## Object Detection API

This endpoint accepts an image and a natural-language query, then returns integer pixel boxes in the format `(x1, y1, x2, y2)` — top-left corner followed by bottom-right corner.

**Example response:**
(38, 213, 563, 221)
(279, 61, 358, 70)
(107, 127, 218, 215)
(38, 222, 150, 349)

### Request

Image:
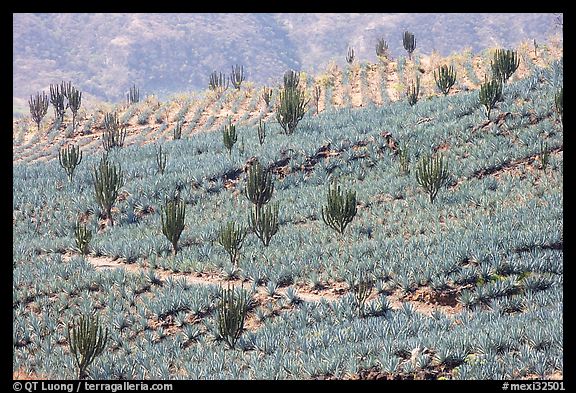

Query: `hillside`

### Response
(13, 39, 563, 380)
(13, 13, 562, 116)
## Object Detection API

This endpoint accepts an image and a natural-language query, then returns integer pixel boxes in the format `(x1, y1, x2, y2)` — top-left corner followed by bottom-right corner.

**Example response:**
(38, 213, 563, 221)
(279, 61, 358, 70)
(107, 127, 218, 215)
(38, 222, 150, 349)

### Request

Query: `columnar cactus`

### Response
(346, 46, 355, 64)
(257, 119, 266, 146)
(67, 315, 108, 379)
(28, 91, 49, 132)
(261, 86, 272, 106)
(67, 86, 82, 133)
(218, 221, 247, 266)
(321, 179, 357, 235)
(351, 272, 373, 317)
(49, 83, 66, 123)
(312, 84, 321, 115)
(127, 84, 139, 105)
(249, 203, 279, 247)
(434, 65, 457, 96)
(376, 38, 389, 59)
(398, 143, 410, 175)
(173, 121, 182, 140)
(479, 77, 503, 120)
(59, 144, 83, 182)
(102, 112, 127, 151)
(244, 160, 274, 210)
(217, 284, 248, 349)
(283, 70, 300, 90)
(276, 85, 308, 135)
(161, 197, 186, 255)
(491, 49, 520, 83)
(209, 71, 229, 96)
(222, 119, 237, 156)
(555, 87, 563, 125)
(74, 219, 92, 256)
(406, 75, 420, 106)
(92, 155, 124, 226)
(415, 154, 450, 203)
(156, 144, 167, 175)
(230, 64, 245, 90)
(403, 31, 416, 60)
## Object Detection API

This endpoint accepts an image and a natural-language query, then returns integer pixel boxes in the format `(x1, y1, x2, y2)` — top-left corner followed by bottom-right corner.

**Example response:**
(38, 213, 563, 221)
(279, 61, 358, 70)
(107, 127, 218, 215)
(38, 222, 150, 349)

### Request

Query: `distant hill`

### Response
(13, 13, 561, 115)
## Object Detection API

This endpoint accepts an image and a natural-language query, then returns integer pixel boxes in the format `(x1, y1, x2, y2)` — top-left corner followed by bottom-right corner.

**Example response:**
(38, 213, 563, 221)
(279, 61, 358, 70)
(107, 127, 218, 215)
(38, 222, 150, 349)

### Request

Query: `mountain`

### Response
(13, 13, 561, 115)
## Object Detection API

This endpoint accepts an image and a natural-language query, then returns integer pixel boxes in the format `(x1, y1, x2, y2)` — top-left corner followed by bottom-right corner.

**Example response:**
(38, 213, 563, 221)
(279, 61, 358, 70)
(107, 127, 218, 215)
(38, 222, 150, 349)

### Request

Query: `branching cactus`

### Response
(479, 77, 503, 120)
(257, 119, 266, 146)
(156, 145, 167, 175)
(406, 75, 420, 106)
(217, 284, 248, 349)
(415, 154, 450, 203)
(376, 38, 389, 59)
(230, 64, 245, 90)
(491, 49, 520, 83)
(321, 179, 357, 236)
(102, 112, 127, 151)
(283, 69, 300, 90)
(351, 272, 373, 317)
(173, 121, 182, 140)
(59, 144, 83, 182)
(555, 87, 563, 125)
(403, 31, 416, 60)
(261, 87, 272, 107)
(74, 219, 92, 256)
(92, 155, 124, 226)
(209, 71, 229, 96)
(223, 119, 237, 156)
(67, 86, 82, 134)
(244, 160, 274, 210)
(161, 197, 186, 255)
(67, 314, 108, 379)
(218, 221, 247, 266)
(249, 203, 279, 247)
(50, 83, 66, 122)
(276, 86, 308, 135)
(346, 46, 355, 64)
(434, 65, 457, 96)
(29, 91, 49, 132)
(127, 84, 139, 105)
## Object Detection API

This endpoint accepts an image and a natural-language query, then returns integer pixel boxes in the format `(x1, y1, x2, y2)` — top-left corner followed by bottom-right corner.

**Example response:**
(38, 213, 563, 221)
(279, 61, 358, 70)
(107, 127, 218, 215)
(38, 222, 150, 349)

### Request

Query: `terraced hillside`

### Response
(13, 44, 563, 380)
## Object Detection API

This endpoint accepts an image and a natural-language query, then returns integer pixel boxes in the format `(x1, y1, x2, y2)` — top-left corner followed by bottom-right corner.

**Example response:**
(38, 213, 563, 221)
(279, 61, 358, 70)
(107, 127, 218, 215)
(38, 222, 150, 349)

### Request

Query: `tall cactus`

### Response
(156, 144, 167, 175)
(434, 65, 457, 96)
(67, 86, 82, 134)
(321, 180, 357, 235)
(59, 144, 83, 182)
(222, 119, 237, 156)
(376, 38, 389, 59)
(346, 46, 355, 64)
(479, 77, 503, 120)
(276, 85, 308, 135)
(217, 284, 248, 349)
(173, 121, 182, 140)
(127, 84, 140, 105)
(74, 219, 92, 256)
(102, 112, 127, 151)
(403, 31, 416, 60)
(230, 64, 245, 90)
(244, 160, 274, 210)
(415, 154, 450, 203)
(555, 87, 563, 125)
(249, 203, 279, 247)
(92, 155, 124, 226)
(406, 75, 420, 106)
(261, 86, 272, 106)
(49, 83, 66, 123)
(218, 221, 247, 266)
(28, 91, 49, 132)
(257, 119, 266, 146)
(312, 84, 321, 115)
(491, 49, 520, 83)
(67, 315, 108, 379)
(209, 71, 229, 96)
(161, 197, 186, 255)
(283, 70, 300, 90)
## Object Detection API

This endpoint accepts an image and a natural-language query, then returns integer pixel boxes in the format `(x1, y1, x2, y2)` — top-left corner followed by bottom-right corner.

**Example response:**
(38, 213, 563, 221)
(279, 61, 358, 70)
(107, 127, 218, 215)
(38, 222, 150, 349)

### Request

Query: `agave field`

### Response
(13, 43, 563, 380)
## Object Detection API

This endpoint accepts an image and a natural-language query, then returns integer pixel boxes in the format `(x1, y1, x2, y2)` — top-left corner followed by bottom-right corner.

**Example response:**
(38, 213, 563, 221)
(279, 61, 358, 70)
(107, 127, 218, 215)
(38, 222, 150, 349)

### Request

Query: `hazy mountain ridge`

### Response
(13, 13, 560, 114)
